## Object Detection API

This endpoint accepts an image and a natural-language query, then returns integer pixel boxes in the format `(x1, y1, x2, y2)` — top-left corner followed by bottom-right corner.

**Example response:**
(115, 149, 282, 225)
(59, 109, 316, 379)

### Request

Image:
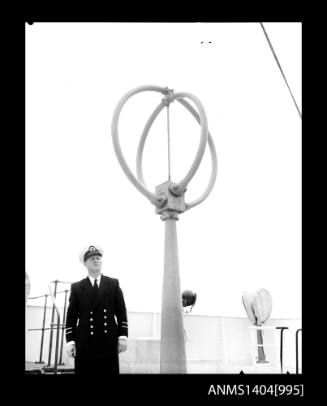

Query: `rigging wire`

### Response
(166, 104, 172, 180)
(260, 23, 302, 120)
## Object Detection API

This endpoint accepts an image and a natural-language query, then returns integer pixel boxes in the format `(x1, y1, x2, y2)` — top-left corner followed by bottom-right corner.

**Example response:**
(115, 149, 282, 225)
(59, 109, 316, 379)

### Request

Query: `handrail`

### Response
(276, 326, 289, 373)
(28, 293, 49, 300)
(28, 325, 65, 331)
(26, 281, 71, 372)
(50, 280, 72, 284)
(29, 289, 71, 300)
(249, 325, 289, 372)
(26, 293, 49, 363)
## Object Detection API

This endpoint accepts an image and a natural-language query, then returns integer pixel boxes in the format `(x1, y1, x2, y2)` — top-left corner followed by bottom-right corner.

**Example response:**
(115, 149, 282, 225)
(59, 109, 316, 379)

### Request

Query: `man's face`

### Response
(85, 255, 102, 273)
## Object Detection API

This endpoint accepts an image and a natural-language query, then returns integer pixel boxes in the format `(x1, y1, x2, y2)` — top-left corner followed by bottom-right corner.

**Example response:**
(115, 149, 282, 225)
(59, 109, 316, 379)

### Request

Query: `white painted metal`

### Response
(111, 85, 217, 374)
(136, 97, 217, 210)
(111, 85, 167, 205)
(160, 218, 187, 373)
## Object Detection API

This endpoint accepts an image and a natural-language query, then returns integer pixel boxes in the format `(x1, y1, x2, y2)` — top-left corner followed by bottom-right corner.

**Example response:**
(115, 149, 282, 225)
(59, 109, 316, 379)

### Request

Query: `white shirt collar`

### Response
(88, 274, 102, 286)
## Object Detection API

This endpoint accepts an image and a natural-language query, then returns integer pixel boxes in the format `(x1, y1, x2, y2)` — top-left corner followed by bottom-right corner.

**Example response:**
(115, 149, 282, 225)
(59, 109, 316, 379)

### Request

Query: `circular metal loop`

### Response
(112, 85, 216, 210)
(136, 97, 217, 211)
(111, 85, 170, 205)
(164, 92, 209, 194)
(177, 98, 218, 211)
(136, 92, 209, 195)
(136, 102, 166, 189)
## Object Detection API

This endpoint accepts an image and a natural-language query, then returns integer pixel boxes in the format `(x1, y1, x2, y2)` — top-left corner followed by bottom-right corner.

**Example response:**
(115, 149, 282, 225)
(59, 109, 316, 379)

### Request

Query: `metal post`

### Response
(47, 280, 58, 367)
(53, 319, 60, 374)
(36, 294, 48, 364)
(296, 328, 302, 374)
(59, 289, 69, 365)
(276, 327, 288, 373)
(48, 285, 61, 375)
(256, 328, 267, 362)
(160, 215, 186, 373)
(112, 86, 217, 375)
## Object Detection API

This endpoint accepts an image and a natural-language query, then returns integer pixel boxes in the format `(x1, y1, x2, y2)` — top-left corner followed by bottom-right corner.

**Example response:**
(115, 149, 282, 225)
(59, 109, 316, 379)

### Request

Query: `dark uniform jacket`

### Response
(65, 275, 128, 364)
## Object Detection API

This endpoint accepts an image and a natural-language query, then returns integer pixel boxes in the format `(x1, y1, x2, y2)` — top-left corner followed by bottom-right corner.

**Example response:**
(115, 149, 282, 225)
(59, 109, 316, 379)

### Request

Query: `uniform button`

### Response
(104, 330, 107, 333)
(90, 325, 94, 329)
(103, 309, 107, 313)
(90, 318, 93, 321)
(90, 311, 93, 314)
(90, 332, 94, 335)
(104, 316, 107, 319)
(104, 322, 107, 326)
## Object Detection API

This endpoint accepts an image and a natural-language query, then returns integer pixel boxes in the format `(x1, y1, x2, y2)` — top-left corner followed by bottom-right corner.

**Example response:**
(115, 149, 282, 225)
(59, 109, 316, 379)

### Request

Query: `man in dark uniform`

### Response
(65, 245, 128, 375)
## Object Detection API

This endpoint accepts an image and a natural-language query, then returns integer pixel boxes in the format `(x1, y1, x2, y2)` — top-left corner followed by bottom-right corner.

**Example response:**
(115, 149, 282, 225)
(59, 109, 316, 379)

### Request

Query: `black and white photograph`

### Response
(25, 20, 302, 396)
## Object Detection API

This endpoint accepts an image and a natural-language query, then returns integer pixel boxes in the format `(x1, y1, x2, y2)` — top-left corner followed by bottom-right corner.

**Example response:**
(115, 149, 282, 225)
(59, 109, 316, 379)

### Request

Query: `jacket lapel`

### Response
(80, 277, 95, 303)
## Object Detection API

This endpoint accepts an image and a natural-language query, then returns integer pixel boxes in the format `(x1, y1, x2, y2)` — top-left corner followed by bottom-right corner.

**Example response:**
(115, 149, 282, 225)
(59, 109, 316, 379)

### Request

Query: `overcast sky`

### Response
(26, 22, 301, 318)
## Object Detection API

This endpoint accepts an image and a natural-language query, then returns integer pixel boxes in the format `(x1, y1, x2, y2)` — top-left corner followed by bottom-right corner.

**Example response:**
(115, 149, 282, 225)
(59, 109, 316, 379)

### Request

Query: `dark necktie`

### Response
(94, 278, 99, 295)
